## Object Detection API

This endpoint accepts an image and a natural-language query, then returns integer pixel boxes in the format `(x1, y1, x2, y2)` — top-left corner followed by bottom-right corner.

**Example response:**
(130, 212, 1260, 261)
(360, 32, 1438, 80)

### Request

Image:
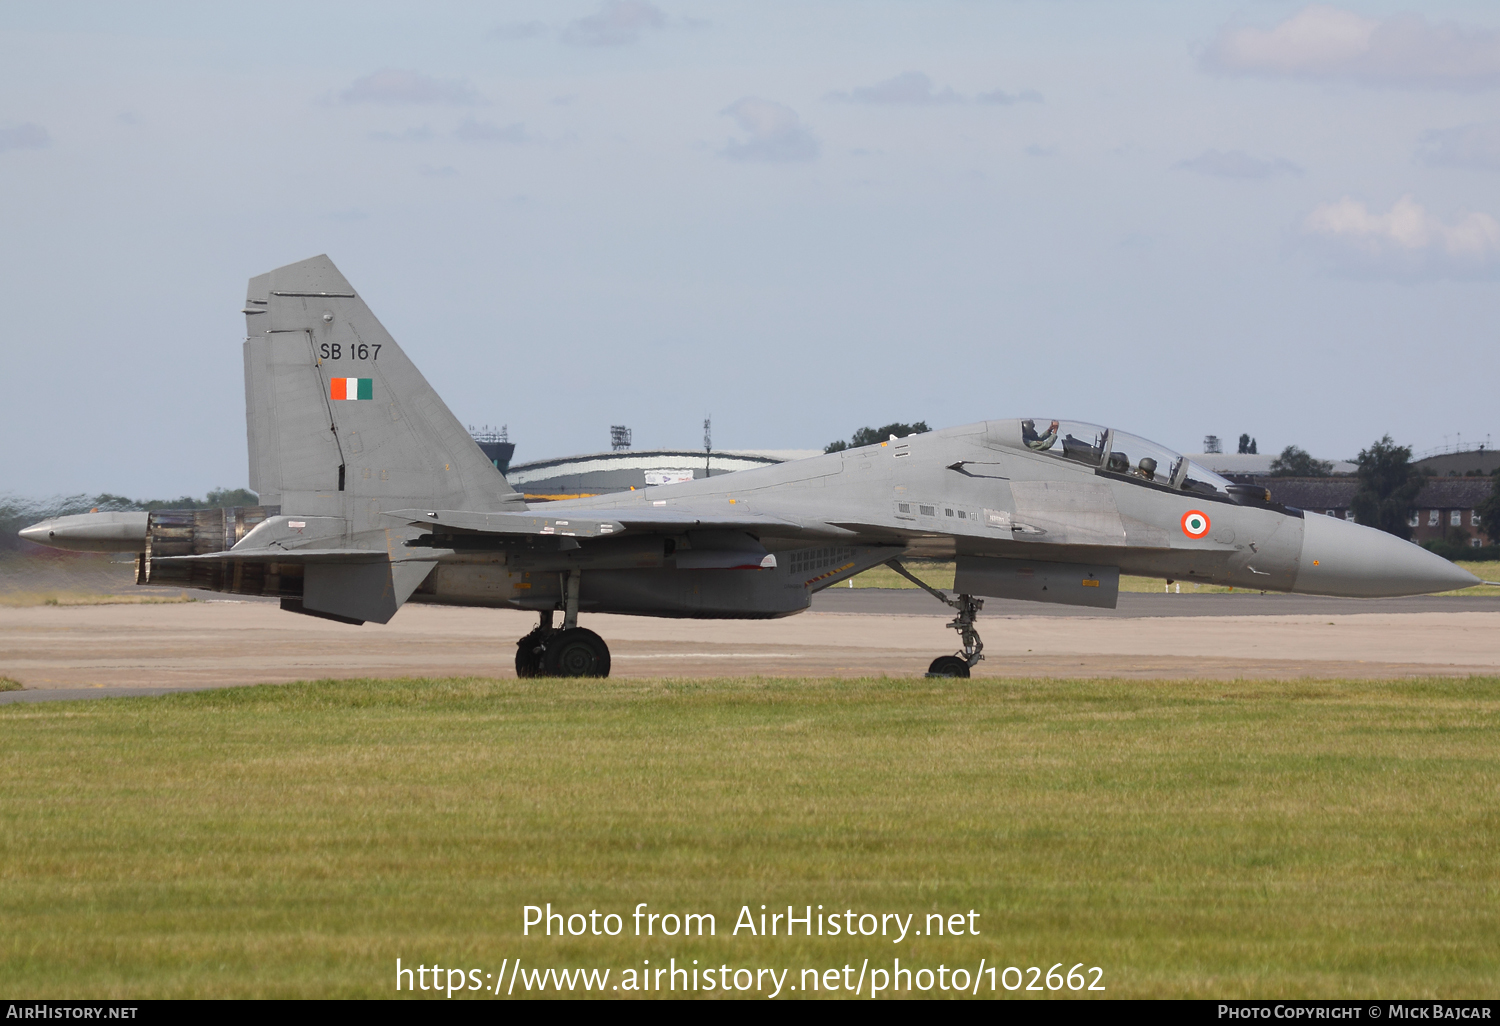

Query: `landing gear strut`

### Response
(514, 571, 612, 678)
(884, 559, 984, 679)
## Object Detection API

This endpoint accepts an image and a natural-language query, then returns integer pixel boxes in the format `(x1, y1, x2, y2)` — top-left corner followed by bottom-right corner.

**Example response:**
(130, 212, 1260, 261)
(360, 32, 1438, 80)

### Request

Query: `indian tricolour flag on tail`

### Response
(330, 378, 373, 401)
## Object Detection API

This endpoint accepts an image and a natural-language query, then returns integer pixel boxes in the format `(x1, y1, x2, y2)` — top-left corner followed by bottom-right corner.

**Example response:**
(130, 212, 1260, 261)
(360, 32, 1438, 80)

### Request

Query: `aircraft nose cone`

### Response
(18, 522, 54, 545)
(1294, 512, 1481, 597)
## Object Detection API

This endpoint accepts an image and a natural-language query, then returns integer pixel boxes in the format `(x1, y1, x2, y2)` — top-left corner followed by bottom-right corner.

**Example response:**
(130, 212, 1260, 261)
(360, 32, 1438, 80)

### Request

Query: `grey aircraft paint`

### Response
(20, 255, 1482, 677)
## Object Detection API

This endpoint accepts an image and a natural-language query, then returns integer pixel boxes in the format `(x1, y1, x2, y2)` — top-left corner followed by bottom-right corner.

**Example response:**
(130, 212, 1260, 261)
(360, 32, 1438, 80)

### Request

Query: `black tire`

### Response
(515, 631, 547, 678)
(927, 655, 971, 678)
(542, 627, 612, 678)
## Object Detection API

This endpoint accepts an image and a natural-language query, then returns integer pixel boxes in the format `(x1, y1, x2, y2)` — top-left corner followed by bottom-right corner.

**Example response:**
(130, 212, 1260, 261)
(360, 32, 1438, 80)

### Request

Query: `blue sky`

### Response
(2, 1, 1497, 497)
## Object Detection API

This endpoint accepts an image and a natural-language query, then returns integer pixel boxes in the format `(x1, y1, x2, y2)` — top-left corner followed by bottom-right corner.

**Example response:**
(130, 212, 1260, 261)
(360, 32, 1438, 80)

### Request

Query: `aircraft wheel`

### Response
(515, 630, 547, 678)
(543, 627, 612, 678)
(926, 655, 971, 678)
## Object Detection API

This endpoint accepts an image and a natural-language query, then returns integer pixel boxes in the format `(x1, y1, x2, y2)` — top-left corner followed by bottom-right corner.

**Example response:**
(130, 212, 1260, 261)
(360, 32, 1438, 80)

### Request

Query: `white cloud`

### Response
(0, 123, 49, 152)
(831, 72, 1040, 106)
(1176, 149, 1302, 179)
(1303, 195, 1500, 277)
(720, 99, 818, 163)
(1203, 5, 1500, 89)
(1206, 6, 1374, 75)
(341, 70, 480, 105)
(975, 88, 1043, 106)
(1419, 121, 1500, 172)
(833, 71, 960, 105)
(455, 120, 529, 144)
(562, 1, 665, 47)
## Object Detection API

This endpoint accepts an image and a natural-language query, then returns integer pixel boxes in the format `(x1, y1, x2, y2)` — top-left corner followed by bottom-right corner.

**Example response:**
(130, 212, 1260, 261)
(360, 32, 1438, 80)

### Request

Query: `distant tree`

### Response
(829, 422, 929, 453)
(206, 487, 260, 507)
(1475, 470, 1500, 545)
(1349, 435, 1423, 540)
(1238, 433, 1251, 454)
(1268, 445, 1332, 477)
(852, 422, 929, 447)
(1249, 438, 1257, 454)
(90, 493, 148, 511)
(125, 488, 260, 512)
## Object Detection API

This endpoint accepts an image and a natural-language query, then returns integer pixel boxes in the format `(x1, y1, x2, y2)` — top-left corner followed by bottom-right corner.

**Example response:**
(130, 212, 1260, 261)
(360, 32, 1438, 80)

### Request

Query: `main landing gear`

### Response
(884, 559, 984, 679)
(515, 571, 612, 678)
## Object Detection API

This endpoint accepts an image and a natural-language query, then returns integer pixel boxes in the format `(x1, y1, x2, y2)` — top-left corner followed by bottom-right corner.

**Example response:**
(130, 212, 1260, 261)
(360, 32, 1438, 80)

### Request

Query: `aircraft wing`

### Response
(379, 507, 833, 537)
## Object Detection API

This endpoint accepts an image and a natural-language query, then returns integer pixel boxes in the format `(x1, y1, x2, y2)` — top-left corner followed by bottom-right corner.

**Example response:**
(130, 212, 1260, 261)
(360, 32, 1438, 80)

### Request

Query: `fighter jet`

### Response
(21, 255, 1484, 678)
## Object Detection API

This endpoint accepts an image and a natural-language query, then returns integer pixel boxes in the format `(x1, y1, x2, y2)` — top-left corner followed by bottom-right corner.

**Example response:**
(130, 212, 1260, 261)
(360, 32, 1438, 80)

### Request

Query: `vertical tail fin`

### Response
(243, 255, 524, 527)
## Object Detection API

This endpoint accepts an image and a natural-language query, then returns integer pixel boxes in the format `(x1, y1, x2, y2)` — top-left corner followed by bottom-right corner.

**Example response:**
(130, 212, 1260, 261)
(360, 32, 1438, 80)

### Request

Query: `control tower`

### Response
(469, 425, 515, 475)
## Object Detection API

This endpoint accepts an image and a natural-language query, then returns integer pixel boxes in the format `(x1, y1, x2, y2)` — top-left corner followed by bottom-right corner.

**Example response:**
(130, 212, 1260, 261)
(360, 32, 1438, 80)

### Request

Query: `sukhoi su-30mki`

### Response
(22, 255, 1482, 678)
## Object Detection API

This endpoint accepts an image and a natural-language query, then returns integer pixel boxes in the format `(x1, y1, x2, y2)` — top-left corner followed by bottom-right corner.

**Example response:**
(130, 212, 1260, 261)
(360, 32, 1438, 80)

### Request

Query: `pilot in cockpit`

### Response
(1022, 419, 1059, 451)
(1136, 457, 1157, 482)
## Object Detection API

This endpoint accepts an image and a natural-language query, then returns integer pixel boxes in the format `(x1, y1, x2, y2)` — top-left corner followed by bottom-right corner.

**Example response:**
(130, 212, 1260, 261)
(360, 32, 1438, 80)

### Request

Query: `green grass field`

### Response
(3, 676, 1497, 999)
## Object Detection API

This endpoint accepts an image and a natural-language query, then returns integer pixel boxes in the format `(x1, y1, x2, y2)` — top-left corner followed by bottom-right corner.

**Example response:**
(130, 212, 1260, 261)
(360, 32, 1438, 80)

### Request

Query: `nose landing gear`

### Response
(514, 571, 612, 678)
(884, 559, 984, 679)
(927, 655, 972, 678)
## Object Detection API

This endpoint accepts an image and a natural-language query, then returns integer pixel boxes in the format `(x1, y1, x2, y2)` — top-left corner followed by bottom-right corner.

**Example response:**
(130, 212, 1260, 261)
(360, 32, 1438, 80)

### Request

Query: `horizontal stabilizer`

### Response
(150, 549, 436, 622)
(303, 558, 436, 624)
(280, 599, 366, 626)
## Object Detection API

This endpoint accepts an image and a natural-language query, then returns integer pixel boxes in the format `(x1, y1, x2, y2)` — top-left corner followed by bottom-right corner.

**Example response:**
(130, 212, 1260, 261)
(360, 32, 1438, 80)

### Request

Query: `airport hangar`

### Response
(499, 448, 822, 502)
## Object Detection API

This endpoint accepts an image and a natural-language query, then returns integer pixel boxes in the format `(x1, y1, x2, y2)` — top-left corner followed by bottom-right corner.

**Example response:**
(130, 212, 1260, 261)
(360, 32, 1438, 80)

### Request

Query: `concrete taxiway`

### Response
(2, 591, 1498, 703)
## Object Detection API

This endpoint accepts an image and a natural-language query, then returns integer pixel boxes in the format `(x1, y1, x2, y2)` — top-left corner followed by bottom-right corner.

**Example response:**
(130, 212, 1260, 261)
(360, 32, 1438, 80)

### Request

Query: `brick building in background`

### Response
(1267, 478, 1492, 547)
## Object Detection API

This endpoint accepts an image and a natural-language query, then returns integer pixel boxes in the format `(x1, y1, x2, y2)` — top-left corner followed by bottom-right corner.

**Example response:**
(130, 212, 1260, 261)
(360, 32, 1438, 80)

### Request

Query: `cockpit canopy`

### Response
(1013, 419, 1235, 497)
